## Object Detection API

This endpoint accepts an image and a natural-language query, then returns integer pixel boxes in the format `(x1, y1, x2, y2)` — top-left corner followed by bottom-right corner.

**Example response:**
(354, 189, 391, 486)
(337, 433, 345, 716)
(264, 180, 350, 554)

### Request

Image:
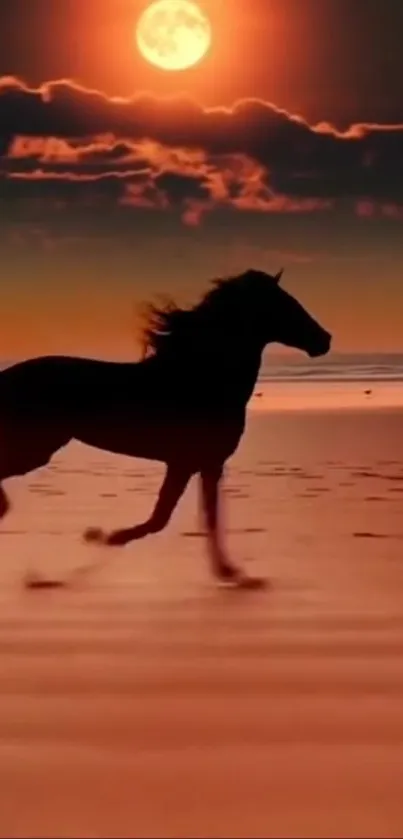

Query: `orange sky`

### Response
(0, 0, 402, 357)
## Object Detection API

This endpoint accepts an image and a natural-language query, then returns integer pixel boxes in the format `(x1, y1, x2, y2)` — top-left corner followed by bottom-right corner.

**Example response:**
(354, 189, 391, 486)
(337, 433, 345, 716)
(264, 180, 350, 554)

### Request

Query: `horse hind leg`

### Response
(0, 483, 10, 519)
(84, 464, 192, 547)
(0, 429, 70, 521)
(0, 451, 15, 520)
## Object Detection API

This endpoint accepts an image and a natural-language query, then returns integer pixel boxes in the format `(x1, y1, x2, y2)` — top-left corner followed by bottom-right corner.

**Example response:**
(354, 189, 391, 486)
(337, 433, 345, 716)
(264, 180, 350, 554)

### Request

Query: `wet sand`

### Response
(1, 404, 403, 838)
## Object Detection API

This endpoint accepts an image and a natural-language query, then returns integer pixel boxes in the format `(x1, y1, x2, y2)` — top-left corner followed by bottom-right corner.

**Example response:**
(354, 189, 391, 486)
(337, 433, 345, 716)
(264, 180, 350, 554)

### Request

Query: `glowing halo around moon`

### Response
(136, 0, 212, 72)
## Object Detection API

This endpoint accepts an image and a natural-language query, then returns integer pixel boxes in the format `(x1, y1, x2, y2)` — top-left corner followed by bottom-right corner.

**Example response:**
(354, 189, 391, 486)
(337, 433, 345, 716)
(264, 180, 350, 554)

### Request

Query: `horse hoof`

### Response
(83, 527, 106, 545)
(236, 575, 267, 590)
(105, 530, 129, 547)
(218, 573, 267, 591)
(84, 527, 129, 547)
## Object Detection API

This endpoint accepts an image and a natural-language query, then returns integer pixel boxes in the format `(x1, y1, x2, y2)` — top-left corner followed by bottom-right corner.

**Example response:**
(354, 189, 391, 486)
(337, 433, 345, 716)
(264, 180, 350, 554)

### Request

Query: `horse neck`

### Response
(199, 338, 264, 406)
(228, 347, 263, 404)
(155, 328, 265, 406)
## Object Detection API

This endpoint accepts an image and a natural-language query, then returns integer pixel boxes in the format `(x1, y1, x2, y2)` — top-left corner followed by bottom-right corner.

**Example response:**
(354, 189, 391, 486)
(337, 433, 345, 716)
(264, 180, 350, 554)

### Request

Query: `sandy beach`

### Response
(1, 0, 402, 830)
(1, 394, 403, 838)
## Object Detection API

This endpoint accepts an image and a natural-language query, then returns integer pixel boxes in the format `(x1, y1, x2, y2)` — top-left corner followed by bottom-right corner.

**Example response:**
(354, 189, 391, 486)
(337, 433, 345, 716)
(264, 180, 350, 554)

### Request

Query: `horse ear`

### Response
(274, 269, 284, 284)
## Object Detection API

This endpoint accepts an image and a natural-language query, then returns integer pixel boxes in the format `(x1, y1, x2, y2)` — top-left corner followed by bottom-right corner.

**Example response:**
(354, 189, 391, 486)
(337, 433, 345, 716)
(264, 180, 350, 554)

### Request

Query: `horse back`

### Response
(0, 354, 247, 465)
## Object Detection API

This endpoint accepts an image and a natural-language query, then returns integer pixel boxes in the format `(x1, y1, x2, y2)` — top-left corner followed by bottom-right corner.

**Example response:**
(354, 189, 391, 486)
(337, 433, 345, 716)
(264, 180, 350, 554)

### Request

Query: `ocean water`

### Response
(261, 353, 403, 383)
(253, 353, 403, 412)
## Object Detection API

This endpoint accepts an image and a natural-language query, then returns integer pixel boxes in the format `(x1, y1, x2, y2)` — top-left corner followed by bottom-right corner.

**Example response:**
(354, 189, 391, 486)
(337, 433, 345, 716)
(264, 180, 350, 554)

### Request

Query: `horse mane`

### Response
(140, 270, 269, 358)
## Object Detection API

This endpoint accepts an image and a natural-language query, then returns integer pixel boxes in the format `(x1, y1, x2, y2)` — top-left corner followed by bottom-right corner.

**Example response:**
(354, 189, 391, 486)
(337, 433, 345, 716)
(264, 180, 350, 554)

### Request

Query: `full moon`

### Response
(136, 0, 212, 72)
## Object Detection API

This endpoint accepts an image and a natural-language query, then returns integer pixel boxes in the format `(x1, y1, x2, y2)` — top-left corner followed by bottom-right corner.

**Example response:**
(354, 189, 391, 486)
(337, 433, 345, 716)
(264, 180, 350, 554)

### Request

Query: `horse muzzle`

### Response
(308, 330, 332, 358)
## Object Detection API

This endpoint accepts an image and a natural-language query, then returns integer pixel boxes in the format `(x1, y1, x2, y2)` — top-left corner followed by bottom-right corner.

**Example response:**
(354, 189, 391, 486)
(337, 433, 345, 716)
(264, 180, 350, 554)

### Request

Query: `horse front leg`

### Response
(84, 464, 192, 547)
(200, 465, 266, 589)
(200, 464, 241, 582)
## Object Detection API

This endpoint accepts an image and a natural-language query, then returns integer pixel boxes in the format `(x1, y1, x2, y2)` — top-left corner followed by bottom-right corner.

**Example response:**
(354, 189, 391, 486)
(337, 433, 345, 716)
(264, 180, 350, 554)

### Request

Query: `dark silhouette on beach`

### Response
(0, 269, 331, 587)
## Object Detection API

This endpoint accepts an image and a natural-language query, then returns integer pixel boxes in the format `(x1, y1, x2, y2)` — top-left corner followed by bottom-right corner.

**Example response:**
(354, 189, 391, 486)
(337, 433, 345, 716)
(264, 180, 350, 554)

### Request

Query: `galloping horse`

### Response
(0, 269, 331, 586)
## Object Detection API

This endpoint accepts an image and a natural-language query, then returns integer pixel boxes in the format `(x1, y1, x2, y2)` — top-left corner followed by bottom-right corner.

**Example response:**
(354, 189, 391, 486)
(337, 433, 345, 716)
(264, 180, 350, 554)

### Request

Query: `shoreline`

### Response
(250, 380, 403, 413)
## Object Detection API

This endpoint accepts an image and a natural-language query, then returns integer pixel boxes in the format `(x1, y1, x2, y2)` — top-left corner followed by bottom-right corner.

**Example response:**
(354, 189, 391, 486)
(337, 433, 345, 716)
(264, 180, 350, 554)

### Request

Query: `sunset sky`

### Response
(0, 0, 402, 357)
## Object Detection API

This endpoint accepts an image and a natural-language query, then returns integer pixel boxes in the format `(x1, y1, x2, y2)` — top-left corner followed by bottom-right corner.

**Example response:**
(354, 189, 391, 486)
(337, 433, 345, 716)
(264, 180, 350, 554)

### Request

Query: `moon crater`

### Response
(136, 0, 211, 72)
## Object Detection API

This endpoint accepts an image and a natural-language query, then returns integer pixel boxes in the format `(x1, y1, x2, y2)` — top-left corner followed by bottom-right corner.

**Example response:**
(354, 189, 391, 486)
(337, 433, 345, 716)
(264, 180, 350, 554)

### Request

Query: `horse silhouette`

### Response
(0, 269, 331, 587)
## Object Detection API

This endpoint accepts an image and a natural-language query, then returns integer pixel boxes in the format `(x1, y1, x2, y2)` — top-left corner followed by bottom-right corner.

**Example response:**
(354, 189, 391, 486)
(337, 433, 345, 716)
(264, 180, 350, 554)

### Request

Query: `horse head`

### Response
(140, 268, 331, 362)
(238, 268, 331, 358)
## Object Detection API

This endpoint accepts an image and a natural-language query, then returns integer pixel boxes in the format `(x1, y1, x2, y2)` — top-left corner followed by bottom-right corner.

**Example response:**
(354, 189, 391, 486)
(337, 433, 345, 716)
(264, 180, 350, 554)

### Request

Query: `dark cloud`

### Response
(1, 76, 402, 225)
(154, 171, 211, 206)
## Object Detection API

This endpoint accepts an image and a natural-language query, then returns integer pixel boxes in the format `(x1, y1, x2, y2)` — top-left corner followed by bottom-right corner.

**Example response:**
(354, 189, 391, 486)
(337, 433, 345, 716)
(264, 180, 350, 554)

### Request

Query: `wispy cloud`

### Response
(1, 76, 402, 226)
